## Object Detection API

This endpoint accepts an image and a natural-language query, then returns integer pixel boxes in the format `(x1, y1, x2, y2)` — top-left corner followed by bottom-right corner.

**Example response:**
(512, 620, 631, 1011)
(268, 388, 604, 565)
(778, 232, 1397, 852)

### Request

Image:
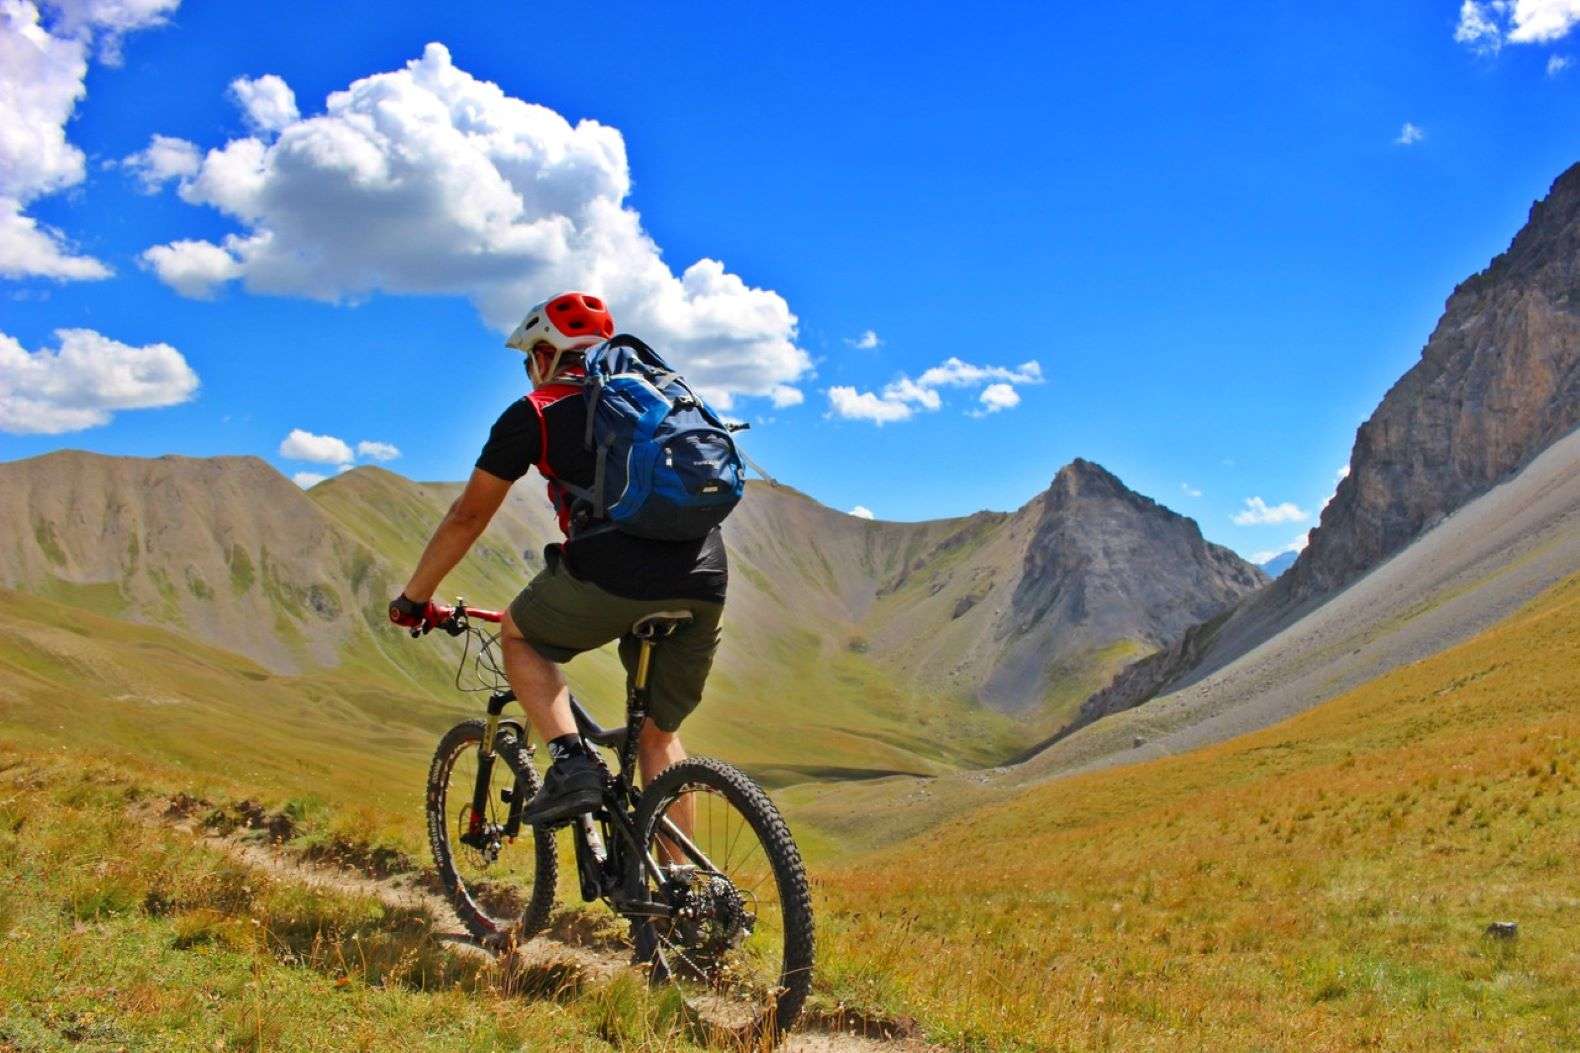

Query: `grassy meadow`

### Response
(2, 563, 1576, 1048)
(812, 573, 1580, 1050)
(0, 752, 700, 1052)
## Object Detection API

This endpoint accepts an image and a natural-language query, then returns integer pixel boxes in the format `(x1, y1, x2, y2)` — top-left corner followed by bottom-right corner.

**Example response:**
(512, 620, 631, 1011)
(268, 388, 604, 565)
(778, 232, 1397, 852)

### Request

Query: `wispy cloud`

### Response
(355, 440, 401, 462)
(1456, 0, 1505, 52)
(845, 329, 882, 350)
(1180, 482, 1203, 498)
(1549, 53, 1572, 75)
(1456, 0, 1580, 53)
(827, 357, 1049, 423)
(1232, 496, 1310, 526)
(1395, 122, 1425, 146)
(827, 356, 1044, 425)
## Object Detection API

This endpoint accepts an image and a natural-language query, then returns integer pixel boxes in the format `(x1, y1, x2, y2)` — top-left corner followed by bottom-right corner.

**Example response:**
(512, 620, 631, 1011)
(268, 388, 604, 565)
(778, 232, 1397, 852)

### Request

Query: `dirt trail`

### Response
(148, 800, 936, 1053)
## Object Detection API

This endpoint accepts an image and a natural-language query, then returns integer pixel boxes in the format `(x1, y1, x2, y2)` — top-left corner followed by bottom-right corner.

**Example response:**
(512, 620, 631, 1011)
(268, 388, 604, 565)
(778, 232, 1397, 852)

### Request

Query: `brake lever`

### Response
(440, 599, 468, 637)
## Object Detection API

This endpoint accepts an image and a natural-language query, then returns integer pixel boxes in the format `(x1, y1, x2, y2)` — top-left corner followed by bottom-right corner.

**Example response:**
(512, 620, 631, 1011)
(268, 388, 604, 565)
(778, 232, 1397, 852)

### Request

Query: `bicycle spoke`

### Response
(644, 782, 789, 1030)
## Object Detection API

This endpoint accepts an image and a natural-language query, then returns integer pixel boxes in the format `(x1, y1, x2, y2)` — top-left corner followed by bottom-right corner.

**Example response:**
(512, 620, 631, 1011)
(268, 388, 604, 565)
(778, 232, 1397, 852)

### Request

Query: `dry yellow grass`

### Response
(814, 574, 1580, 1050)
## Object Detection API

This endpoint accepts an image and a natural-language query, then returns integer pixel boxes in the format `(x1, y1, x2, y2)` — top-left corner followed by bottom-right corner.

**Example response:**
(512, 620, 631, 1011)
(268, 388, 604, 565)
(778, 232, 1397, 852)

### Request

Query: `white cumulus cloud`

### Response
(279, 428, 353, 464)
(229, 73, 298, 134)
(1395, 122, 1425, 145)
(976, 382, 1020, 413)
(1456, 0, 1580, 51)
(0, 326, 198, 433)
(355, 439, 400, 461)
(827, 355, 1044, 425)
(122, 133, 201, 192)
(848, 505, 875, 520)
(845, 329, 881, 350)
(291, 471, 327, 489)
(0, 0, 177, 279)
(1509, 0, 1580, 42)
(135, 43, 810, 409)
(140, 238, 242, 298)
(1231, 496, 1310, 526)
(827, 385, 915, 424)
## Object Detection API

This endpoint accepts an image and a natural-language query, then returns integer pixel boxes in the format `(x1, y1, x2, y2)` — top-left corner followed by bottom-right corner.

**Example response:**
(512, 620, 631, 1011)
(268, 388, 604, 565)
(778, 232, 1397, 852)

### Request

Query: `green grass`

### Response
(0, 755, 701, 1052)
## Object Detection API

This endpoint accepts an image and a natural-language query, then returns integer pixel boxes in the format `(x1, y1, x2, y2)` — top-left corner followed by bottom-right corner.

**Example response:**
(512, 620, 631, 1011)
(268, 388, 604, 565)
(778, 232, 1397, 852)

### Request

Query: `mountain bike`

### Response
(408, 599, 814, 1043)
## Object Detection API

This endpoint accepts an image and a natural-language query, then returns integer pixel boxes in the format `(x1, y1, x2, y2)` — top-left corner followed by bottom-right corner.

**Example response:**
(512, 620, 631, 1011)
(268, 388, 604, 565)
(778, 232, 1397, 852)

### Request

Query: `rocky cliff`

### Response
(1288, 162, 1580, 601)
(1082, 161, 1580, 725)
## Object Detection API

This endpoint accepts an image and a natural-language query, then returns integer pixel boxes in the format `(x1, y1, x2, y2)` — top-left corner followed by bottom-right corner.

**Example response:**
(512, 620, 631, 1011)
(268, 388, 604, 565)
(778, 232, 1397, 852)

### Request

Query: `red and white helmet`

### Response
(507, 292, 614, 386)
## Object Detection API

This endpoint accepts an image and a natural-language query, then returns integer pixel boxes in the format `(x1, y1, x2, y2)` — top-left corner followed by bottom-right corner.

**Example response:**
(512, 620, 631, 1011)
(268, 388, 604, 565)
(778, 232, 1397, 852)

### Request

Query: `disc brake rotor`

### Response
(457, 805, 502, 867)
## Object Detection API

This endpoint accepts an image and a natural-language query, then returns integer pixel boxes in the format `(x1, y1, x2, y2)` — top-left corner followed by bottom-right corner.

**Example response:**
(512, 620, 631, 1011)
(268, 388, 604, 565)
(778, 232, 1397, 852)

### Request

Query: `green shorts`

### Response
(507, 553, 724, 733)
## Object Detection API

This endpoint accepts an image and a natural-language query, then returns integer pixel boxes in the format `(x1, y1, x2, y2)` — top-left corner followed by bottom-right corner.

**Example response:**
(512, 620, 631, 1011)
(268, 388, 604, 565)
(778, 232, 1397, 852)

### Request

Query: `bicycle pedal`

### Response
(499, 787, 514, 803)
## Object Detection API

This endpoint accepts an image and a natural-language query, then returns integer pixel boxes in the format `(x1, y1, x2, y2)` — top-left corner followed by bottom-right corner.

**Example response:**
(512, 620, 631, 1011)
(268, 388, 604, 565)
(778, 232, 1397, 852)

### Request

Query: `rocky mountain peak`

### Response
(1047, 458, 1129, 502)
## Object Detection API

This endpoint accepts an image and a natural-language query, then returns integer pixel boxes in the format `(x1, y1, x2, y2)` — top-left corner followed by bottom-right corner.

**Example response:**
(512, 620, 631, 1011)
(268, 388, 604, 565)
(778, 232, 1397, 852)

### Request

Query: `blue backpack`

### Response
(559, 334, 746, 541)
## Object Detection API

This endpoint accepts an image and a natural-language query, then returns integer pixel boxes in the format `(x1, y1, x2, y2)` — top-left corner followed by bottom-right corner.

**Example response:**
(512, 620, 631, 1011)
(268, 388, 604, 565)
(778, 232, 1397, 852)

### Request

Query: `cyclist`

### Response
(389, 292, 727, 827)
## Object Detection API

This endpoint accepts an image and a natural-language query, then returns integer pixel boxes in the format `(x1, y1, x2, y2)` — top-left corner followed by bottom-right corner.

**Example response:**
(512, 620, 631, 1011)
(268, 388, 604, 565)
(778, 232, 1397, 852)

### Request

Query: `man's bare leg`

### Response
(501, 610, 576, 742)
(640, 720, 692, 862)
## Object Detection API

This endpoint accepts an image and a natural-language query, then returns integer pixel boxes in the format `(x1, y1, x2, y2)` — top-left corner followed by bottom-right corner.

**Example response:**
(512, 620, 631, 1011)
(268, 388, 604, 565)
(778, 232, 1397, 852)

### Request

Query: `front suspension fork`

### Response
(468, 691, 519, 838)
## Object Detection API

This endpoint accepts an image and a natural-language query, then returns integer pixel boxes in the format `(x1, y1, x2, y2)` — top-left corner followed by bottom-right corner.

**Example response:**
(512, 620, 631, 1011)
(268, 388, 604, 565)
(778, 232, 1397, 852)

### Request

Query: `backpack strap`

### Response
(524, 383, 584, 535)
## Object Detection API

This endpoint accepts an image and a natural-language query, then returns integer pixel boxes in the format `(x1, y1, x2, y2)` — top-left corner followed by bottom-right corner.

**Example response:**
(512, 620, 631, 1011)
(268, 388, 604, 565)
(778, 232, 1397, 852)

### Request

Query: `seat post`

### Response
(632, 638, 656, 692)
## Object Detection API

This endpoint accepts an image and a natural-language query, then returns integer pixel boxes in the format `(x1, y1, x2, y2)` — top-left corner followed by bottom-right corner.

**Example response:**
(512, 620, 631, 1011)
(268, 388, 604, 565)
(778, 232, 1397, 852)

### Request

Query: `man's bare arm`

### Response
(401, 468, 513, 602)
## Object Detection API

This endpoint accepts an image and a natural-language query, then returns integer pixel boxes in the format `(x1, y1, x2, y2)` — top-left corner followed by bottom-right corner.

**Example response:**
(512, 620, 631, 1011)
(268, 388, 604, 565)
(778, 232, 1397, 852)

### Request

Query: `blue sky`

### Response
(2, 1, 1578, 564)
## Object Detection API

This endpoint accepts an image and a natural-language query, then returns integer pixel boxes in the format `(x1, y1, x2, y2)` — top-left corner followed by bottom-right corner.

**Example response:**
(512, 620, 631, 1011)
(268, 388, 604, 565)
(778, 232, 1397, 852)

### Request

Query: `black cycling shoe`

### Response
(519, 752, 603, 827)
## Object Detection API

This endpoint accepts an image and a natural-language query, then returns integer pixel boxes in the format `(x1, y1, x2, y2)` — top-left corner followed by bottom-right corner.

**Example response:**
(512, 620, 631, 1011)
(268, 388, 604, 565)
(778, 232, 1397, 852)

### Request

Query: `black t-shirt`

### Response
(475, 392, 728, 603)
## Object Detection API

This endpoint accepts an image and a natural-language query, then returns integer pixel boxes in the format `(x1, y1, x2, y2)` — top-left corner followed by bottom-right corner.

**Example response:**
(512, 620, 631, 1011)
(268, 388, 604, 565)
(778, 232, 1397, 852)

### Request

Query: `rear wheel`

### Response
(632, 756, 814, 1045)
(426, 719, 557, 943)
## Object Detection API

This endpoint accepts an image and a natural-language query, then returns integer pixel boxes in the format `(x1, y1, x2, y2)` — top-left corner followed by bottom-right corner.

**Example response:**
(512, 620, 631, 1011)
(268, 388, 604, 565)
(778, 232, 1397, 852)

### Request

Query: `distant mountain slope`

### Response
(0, 452, 379, 673)
(0, 448, 1259, 778)
(1030, 425, 1580, 780)
(1257, 551, 1297, 578)
(859, 459, 1264, 725)
(1085, 161, 1580, 723)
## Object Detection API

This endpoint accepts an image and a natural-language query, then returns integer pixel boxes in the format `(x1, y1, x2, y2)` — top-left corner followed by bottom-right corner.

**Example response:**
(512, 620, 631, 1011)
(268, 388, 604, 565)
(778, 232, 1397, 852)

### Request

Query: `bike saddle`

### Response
(630, 610, 694, 639)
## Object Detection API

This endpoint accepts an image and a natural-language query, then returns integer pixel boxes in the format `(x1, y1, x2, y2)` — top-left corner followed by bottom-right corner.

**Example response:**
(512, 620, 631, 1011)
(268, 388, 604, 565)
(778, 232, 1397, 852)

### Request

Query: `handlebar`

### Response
(430, 602, 503, 626)
(404, 600, 503, 639)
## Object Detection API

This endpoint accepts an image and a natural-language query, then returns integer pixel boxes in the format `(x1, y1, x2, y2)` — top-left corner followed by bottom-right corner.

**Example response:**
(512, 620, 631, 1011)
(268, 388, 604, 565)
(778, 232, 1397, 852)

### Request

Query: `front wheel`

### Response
(426, 719, 558, 943)
(632, 756, 814, 1044)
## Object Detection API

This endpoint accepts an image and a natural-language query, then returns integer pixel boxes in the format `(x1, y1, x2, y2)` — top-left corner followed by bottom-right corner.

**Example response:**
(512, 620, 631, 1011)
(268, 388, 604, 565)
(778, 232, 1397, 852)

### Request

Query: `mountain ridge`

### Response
(0, 444, 1265, 768)
(1072, 159, 1580, 732)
